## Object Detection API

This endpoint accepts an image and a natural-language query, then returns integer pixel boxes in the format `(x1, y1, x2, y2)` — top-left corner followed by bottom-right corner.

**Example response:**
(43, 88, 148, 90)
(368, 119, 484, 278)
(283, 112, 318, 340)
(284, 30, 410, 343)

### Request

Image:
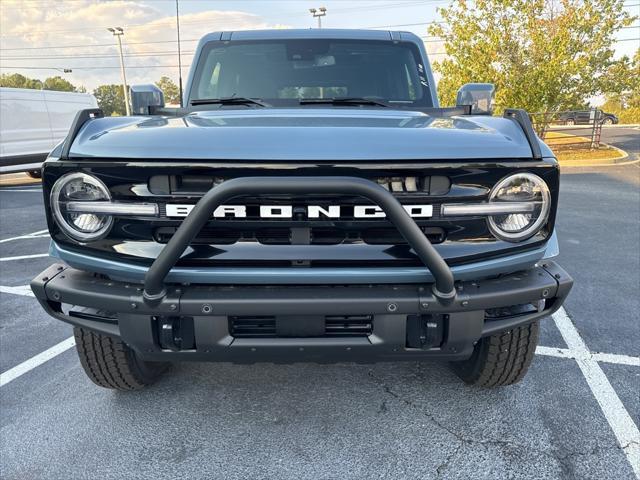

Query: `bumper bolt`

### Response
(169, 304, 177, 311)
(421, 302, 429, 309)
(387, 303, 398, 312)
(461, 300, 469, 307)
(542, 289, 550, 298)
(52, 292, 61, 301)
(201, 304, 212, 314)
(130, 303, 137, 309)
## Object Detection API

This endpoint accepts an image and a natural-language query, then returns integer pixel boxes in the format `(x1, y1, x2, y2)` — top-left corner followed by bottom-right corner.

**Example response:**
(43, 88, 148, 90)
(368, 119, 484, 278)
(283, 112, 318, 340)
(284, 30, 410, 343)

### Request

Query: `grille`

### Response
(229, 315, 374, 338)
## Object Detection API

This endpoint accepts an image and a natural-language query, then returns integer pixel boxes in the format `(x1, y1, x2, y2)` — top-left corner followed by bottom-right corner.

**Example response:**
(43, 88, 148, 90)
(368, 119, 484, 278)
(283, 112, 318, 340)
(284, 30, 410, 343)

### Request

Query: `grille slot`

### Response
(229, 315, 374, 338)
(229, 316, 276, 338)
(324, 315, 373, 337)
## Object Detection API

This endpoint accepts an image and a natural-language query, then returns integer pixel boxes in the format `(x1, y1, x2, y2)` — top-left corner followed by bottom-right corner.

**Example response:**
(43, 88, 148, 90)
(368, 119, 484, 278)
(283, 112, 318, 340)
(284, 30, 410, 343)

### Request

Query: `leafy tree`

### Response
(93, 84, 126, 116)
(0, 73, 43, 89)
(429, 0, 635, 115)
(601, 49, 640, 123)
(156, 76, 181, 105)
(43, 76, 76, 92)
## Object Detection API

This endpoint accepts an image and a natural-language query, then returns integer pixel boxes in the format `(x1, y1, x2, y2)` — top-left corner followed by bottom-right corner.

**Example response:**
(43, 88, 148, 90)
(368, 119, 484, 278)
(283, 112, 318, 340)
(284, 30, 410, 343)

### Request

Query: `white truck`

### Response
(0, 87, 98, 177)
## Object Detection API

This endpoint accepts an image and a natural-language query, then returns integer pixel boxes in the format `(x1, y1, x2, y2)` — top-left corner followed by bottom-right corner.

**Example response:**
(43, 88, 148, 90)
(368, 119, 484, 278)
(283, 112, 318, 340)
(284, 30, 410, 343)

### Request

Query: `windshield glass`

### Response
(189, 39, 432, 108)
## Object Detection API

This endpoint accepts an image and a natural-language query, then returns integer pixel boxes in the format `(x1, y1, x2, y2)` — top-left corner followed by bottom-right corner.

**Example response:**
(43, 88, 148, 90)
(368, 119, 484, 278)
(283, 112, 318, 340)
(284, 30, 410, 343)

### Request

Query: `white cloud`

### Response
(0, 0, 282, 91)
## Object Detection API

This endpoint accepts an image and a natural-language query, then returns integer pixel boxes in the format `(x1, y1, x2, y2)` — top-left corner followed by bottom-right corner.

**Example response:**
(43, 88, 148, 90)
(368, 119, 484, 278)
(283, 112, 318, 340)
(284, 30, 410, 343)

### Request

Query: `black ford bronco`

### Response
(31, 29, 572, 390)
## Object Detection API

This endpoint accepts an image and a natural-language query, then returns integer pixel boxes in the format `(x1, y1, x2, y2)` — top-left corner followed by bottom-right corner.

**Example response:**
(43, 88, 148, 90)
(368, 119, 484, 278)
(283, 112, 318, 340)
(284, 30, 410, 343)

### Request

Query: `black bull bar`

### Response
(142, 176, 457, 303)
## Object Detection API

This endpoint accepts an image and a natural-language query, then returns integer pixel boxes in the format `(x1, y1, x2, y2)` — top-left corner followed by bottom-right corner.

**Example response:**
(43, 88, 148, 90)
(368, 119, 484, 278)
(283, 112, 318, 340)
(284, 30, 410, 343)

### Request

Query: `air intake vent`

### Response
(229, 316, 276, 337)
(325, 315, 373, 337)
(229, 315, 374, 338)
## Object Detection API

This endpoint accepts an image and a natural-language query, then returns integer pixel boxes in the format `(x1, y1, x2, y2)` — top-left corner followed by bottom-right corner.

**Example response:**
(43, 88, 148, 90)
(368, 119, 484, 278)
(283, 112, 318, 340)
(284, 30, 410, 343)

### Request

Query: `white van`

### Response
(0, 87, 98, 176)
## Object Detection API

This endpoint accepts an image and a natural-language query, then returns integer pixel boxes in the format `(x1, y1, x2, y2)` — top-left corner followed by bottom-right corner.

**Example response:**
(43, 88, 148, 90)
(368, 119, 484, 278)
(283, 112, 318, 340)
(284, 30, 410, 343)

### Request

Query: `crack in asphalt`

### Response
(367, 370, 631, 479)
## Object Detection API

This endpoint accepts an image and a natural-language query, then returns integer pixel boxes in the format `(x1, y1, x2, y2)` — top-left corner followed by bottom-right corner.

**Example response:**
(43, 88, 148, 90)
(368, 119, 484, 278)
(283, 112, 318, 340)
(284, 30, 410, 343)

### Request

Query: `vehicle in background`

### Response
(0, 87, 98, 177)
(556, 109, 619, 125)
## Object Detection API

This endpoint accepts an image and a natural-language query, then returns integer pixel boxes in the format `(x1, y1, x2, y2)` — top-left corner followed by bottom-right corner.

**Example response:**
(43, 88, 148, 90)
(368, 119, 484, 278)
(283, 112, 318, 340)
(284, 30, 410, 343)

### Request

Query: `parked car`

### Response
(31, 29, 572, 391)
(0, 87, 98, 177)
(557, 110, 619, 125)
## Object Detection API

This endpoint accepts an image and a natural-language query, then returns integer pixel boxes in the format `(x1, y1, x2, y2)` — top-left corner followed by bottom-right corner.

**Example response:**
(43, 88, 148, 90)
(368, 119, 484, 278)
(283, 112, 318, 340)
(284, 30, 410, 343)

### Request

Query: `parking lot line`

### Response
(0, 337, 76, 387)
(0, 253, 49, 262)
(552, 307, 640, 478)
(0, 229, 49, 244)
(536, 345, 640, 367)
(0, 285, 35, 297)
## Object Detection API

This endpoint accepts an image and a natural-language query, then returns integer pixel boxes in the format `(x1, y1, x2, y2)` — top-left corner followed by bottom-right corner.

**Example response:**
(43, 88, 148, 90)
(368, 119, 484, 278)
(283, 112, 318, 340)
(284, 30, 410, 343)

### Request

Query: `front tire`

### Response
(74, 327, 169, 390)
(602, 117, 614, 125)
(450, 322, 539, 387)
(565, 118, 575, 126)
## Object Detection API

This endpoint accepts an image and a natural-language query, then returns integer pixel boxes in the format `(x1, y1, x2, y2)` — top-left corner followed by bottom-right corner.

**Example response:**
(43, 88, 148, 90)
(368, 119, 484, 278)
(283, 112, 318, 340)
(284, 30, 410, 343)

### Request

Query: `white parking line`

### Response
(0, 337, 76, 387)
(536, 345, 640, 367)
(0, 229, 49, 244)
(0, 285, 34, 297)
(0, 253, 49, 262)
(552, 307, 640, 478)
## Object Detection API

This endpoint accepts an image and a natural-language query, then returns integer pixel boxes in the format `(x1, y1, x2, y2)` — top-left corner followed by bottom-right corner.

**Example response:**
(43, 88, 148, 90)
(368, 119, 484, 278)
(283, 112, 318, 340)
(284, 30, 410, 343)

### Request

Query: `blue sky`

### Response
(0, 0, 638, 93)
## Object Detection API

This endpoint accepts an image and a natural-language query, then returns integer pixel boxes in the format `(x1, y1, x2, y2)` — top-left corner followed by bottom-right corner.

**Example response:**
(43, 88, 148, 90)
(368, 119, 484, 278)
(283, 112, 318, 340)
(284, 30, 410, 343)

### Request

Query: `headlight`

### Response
(50, 172, 113, 241)
(487, 173, 550, 242)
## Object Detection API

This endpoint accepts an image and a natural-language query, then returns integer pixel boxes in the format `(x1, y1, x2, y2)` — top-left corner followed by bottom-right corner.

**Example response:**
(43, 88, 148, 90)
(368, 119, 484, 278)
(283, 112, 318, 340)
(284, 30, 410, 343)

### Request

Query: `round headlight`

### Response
(487, 173, 551, 242)
(51, 172, 113, 241)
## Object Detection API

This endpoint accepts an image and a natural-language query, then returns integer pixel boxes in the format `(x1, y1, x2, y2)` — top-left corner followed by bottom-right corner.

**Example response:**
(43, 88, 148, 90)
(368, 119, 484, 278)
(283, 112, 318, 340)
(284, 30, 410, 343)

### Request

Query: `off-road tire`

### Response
(602, 117, 614, 125)
(74, 327, 169, 391)
(451, 321, 539, 387)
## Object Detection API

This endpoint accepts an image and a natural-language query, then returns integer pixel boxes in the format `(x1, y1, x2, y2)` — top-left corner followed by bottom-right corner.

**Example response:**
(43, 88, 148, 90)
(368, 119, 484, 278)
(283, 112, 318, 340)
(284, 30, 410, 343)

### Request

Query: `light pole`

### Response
(309, 7, 327, 28)
(108, 26, 131, 116)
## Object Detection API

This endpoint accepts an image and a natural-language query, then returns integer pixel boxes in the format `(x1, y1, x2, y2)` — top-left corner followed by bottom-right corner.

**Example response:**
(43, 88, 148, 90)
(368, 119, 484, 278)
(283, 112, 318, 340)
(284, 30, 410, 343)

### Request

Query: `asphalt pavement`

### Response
(0, 161, 638, 479)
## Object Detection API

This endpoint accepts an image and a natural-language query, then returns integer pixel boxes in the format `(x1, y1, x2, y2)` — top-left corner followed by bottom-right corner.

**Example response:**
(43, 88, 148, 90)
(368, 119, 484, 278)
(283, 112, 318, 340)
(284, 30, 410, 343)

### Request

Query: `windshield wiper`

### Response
(190, 97, 270, 107)
(299, 97, 390, 107)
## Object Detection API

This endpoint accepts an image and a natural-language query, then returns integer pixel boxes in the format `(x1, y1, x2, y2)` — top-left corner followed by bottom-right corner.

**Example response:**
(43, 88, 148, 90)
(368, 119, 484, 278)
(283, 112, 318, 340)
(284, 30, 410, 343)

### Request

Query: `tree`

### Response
(43, 76, 76, 92)
(0, 73, 43, 89)
(429, 0, 635, 114)
(93, 84, 126, 116)
(601, 49, 640, 123)
(156, 76, 181, 105)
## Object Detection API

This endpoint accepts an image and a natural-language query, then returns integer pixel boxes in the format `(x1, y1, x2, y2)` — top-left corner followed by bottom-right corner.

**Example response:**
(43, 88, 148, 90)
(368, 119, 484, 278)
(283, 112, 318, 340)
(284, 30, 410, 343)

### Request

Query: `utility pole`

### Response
(175, 0, 184, 107)
(108, 27, 131, 116)
(309, 7, 327, 28)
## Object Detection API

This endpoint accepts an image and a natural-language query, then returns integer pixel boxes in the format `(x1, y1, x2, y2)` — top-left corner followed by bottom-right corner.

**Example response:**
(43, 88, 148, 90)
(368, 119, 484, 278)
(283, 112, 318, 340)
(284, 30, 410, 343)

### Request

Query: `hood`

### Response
(69, 108, 542, 161)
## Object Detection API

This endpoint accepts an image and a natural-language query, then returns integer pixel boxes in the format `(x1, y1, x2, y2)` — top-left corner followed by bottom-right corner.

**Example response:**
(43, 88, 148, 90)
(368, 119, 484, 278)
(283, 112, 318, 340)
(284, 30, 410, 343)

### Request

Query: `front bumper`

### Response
(31, 261, 572, 363)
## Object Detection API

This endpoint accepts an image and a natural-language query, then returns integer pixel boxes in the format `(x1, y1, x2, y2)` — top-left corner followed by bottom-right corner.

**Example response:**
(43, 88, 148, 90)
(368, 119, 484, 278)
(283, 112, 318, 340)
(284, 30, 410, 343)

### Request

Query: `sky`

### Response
(0, 0, 639, 93)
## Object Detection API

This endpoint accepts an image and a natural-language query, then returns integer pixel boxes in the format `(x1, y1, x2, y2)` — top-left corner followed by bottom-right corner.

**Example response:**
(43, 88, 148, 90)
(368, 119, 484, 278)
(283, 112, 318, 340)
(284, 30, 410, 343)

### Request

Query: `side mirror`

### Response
(130, 84, 164, 115)
(456, 83, 495, 115)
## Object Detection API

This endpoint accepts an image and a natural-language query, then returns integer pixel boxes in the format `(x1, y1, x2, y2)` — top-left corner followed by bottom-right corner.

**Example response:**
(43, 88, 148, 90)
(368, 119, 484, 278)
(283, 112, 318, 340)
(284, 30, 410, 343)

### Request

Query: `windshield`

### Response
(189, 39, 433, 108)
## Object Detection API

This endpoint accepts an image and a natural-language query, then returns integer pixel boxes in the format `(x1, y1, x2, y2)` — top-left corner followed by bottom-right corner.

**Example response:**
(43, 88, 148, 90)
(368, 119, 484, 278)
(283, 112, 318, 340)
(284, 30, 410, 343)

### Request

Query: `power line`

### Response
(0, 65, 191, 70)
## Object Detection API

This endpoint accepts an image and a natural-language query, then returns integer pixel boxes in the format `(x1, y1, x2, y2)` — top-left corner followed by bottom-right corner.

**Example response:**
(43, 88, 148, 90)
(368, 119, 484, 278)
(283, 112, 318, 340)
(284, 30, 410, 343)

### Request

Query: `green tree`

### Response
(93, 84, 126, 116)
(156, 76, 181, 105)
(601, 49, 640, 123)
(42, 76, 76, 92)
(0, 73, 43, 89)
(429, 0, 635, 114)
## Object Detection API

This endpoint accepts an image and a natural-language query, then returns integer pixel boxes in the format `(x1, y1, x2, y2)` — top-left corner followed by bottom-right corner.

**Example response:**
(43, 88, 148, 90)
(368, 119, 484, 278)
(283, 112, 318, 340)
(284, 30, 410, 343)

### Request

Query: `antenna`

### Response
(175, 0, 184, 107)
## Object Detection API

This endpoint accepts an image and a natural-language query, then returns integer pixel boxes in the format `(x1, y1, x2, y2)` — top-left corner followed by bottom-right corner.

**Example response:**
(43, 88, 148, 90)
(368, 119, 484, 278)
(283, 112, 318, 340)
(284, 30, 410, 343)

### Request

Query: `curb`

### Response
(558, 142, 638, 168)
